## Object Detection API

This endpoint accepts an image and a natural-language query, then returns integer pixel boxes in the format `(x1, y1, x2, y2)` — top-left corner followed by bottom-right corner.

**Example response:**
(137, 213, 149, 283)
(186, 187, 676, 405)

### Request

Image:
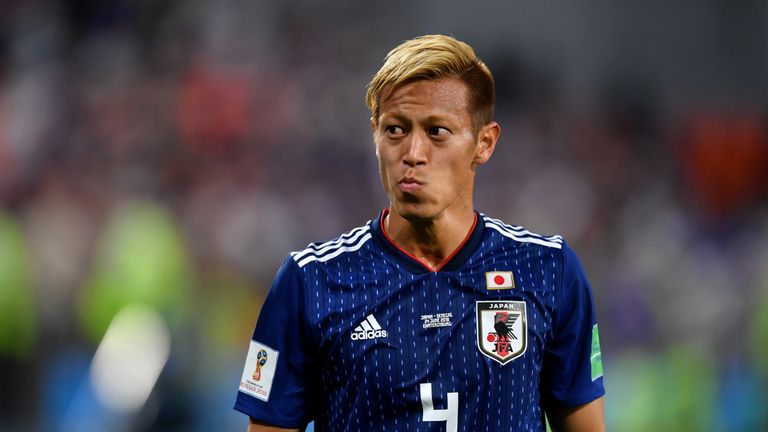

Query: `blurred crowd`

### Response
(1, 1, 767, 431)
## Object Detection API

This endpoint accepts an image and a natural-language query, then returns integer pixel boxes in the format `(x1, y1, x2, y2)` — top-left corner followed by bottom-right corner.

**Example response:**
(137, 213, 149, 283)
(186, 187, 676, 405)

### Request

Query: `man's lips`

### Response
(398, 177, 423, 193)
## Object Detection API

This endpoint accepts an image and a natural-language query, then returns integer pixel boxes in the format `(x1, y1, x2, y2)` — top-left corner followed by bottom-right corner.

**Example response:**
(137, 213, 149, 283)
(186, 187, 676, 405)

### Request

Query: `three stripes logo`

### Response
(351, 314, 388, 340)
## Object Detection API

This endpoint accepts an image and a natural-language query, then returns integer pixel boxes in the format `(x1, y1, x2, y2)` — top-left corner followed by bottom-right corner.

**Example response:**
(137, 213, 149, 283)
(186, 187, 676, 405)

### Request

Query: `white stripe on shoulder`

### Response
(483, 216, 563, 242)
(290, 222, 373, 268)
(295, 233, 372, 267)
(482, 216, 563, 249)
(290, 223, 371, 262)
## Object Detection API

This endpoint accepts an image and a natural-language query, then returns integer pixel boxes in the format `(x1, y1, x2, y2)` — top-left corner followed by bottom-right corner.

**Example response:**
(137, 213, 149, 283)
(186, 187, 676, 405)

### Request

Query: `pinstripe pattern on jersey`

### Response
(306, 219, 560, 431)
(482, 216, 563, 249)
(290, 222, 373, 267)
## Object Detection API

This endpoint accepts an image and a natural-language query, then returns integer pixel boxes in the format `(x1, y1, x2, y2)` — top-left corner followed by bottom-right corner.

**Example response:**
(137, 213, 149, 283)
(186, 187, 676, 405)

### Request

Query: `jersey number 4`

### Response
(420, 382, 458, 432)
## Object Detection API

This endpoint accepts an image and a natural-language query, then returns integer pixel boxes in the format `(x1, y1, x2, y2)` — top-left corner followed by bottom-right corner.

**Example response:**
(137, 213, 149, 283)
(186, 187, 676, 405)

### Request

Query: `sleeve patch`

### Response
(590, 324, 603, 381)
(239, 340, 280, 402)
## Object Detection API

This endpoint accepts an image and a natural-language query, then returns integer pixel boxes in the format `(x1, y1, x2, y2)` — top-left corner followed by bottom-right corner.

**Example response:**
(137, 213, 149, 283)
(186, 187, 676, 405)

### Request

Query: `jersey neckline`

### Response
(371, 209, 485, 274)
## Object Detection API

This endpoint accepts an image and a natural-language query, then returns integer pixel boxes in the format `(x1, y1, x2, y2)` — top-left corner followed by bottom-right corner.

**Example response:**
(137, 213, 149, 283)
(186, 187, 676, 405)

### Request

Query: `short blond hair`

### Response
(366, 34, 495, 131)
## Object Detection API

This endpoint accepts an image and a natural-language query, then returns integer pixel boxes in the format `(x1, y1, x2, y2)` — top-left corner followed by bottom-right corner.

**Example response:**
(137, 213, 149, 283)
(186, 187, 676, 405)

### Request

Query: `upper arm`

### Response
(247, 417, 300, 432)
(234, 256, 315, 428)
(541, 243, 605, 406)
(547, 396, 605, 432)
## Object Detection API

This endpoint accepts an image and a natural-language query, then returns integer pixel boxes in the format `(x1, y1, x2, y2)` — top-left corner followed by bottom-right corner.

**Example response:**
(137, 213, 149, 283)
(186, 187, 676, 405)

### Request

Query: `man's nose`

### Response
(403, 131, 428, 167)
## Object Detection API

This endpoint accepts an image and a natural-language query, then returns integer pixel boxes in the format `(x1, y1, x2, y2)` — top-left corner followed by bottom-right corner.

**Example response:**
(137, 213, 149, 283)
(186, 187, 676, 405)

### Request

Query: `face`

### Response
(373, 77, 499, 222)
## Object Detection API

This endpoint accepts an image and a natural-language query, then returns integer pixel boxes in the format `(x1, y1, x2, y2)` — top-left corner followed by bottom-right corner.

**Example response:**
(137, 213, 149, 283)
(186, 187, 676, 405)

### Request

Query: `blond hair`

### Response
(365, 34, 495, 131)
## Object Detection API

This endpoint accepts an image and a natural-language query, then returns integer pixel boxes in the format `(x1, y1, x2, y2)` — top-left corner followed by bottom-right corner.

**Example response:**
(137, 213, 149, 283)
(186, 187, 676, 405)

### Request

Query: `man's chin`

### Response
(390, 203, 438, 223)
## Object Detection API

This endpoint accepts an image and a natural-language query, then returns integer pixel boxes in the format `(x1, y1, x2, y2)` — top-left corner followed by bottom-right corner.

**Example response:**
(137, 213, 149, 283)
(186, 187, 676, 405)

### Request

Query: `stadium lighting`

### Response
(89, 304, 171, 414)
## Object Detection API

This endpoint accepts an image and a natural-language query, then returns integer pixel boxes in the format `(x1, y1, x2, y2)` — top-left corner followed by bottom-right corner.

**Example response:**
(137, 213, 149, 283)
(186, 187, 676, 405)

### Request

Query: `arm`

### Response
(542, 243, 605, 430)
(234, 256, 313, 429)
(247, 417, 299, 432)
(547, 396, 605, 432)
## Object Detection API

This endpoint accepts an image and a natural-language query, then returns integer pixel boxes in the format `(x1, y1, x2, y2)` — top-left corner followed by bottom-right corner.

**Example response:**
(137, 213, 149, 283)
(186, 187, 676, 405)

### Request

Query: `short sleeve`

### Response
(233, 255, 314, 428)
(541, 242, 605, 407)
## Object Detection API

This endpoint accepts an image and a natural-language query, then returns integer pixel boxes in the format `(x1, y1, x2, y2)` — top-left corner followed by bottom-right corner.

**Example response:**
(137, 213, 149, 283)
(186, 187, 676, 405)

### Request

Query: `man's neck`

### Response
(383, 207, 477, 272)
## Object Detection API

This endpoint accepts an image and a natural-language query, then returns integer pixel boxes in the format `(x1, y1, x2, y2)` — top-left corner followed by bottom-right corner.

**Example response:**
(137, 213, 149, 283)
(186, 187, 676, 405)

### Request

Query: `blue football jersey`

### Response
(234, 210, 604, 431)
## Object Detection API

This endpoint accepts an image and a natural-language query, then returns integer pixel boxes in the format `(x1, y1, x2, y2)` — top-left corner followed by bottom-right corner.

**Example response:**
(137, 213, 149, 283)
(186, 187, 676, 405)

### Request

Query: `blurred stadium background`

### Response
(1, 0, 767, 431)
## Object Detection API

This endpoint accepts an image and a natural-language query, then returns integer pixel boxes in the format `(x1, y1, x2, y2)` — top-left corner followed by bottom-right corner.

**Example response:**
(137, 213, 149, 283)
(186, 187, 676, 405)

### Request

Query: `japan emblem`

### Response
(476, 300, 527, 365)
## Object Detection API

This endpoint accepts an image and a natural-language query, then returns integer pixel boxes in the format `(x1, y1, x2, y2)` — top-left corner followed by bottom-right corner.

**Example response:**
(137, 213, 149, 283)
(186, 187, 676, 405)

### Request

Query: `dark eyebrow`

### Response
(378, 112, 462, 128)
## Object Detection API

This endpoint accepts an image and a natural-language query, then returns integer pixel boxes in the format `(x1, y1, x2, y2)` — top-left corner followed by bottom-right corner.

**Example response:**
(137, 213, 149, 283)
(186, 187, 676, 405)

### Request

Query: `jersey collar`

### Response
(371, 209, 485, 274)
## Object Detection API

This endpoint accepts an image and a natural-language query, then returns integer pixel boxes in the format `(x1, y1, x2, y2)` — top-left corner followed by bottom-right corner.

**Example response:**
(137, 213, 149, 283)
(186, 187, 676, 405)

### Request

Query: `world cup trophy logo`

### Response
(252, 349, 268, 381)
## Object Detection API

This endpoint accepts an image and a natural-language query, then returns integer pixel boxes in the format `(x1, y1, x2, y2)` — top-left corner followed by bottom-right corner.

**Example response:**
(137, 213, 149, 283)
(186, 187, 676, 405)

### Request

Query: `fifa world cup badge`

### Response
(240, 341, 279, 401)
(476, 300, 527, 365)
(253, 349, 268, 381)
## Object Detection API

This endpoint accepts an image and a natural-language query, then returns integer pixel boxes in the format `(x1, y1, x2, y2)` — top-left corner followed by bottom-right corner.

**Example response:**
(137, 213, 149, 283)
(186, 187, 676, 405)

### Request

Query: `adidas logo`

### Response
(351, 314, 388, 340)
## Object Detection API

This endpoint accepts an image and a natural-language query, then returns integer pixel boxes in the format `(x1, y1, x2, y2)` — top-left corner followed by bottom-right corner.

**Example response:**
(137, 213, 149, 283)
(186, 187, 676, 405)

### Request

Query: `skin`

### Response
(247, 77, 605, 431)
(548, 396, 606, 432)
(248, 418, 297, 432)
(373, 77, 499, 271)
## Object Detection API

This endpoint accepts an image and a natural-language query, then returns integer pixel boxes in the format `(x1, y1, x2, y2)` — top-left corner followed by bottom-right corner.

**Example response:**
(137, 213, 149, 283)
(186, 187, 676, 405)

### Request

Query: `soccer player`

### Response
(234, 34, 605, 431)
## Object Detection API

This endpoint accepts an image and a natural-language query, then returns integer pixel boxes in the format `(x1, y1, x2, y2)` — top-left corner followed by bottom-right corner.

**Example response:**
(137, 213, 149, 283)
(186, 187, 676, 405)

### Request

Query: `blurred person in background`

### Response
(234, 34, 605, 432)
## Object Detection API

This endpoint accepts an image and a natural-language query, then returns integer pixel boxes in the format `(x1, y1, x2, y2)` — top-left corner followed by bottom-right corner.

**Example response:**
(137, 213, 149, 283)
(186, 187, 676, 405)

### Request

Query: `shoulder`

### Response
(480, 213, 564, 250)
(288, 220, 374, 268)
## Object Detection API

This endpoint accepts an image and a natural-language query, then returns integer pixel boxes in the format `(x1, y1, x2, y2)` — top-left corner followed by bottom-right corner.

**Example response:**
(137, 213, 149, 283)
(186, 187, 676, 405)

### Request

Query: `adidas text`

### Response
(351, 329, 388, 340)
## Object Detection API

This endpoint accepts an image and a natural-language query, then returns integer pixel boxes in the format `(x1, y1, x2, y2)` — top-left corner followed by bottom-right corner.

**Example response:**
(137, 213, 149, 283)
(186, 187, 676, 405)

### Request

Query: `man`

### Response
(234, 34, 605, 431)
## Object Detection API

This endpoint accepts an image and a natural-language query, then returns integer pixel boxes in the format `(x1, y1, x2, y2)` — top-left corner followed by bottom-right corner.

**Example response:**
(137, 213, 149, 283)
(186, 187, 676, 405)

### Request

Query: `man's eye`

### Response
(386, 125, 404, 135)
(428, 126, 449, 136)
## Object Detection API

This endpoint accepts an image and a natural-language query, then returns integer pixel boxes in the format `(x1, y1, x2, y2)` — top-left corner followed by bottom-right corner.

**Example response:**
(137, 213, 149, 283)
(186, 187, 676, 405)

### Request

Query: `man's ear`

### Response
(473, 121, 500, 165)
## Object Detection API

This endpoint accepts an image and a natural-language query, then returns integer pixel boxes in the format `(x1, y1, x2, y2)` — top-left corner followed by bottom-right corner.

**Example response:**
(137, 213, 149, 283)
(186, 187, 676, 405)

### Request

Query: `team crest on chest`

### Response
(476, 300, 527, 365)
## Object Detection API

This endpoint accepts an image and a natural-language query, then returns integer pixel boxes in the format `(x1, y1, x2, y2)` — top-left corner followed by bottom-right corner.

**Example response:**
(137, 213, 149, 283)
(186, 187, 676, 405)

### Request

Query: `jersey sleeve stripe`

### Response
(295, 233, 373, 267)
(484, 222, 563, 249)
(302, 224, 368, 252)
(290, 225, 368, 260)
(290, 224, 371, 262)
(483, 217, 563, 243)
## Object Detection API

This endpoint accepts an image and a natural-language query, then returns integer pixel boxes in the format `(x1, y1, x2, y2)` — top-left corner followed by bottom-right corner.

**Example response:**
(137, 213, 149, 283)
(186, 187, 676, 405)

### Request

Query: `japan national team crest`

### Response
(476, 300, 527, 365)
